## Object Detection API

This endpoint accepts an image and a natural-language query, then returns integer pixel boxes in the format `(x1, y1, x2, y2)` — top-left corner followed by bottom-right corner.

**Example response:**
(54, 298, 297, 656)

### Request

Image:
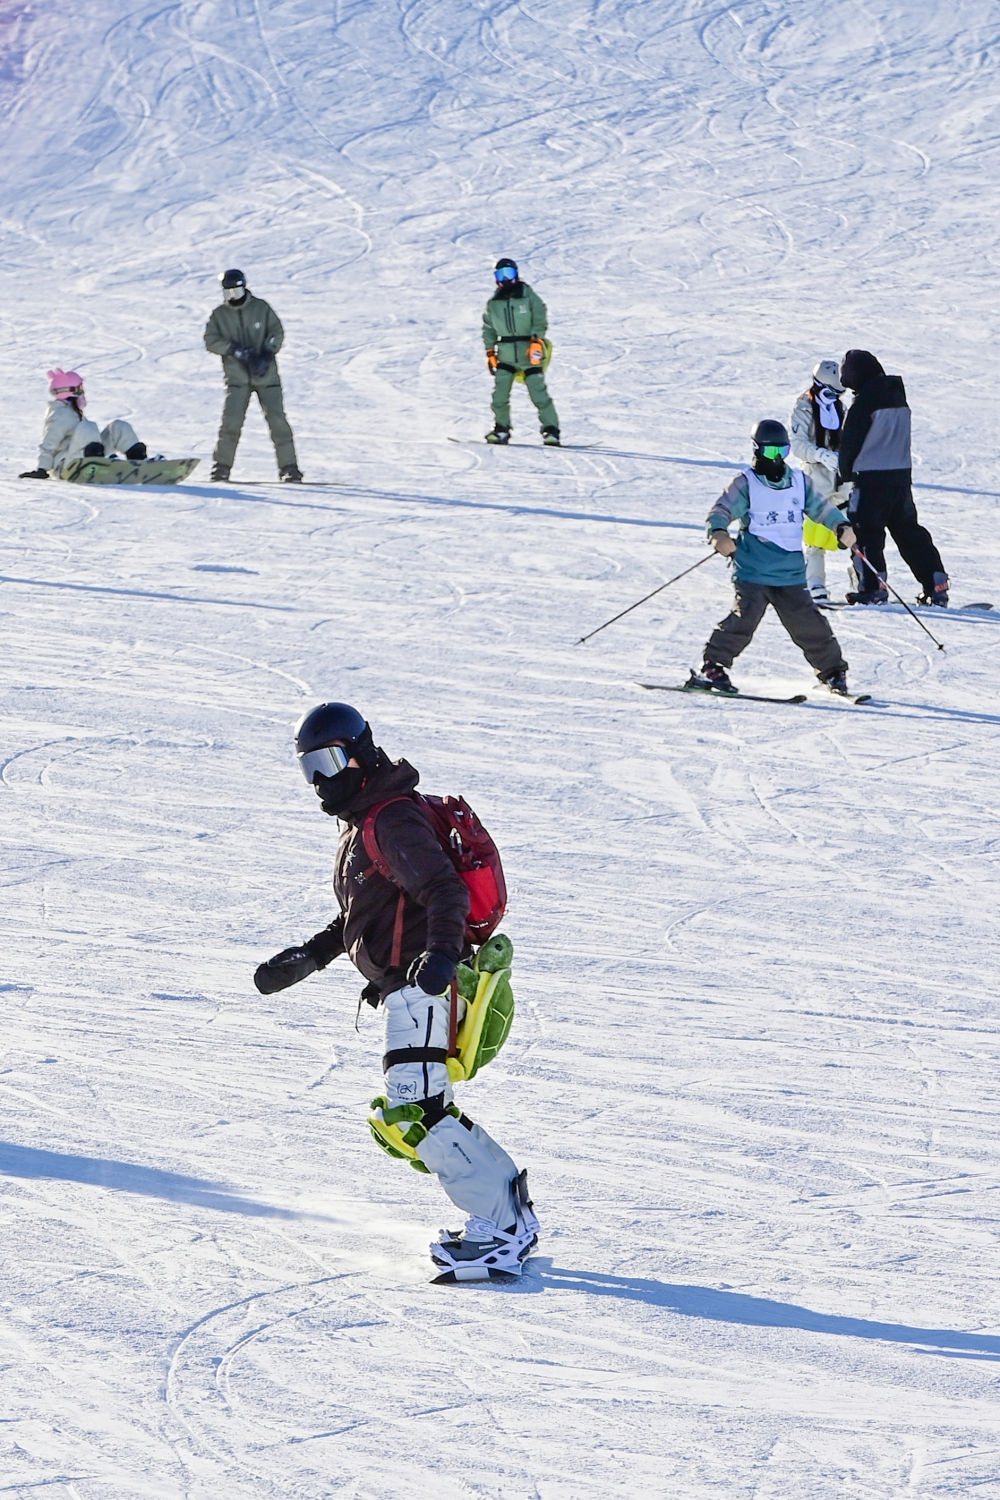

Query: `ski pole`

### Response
(854, 548, 945, 652)
(576, 550, 718, 645)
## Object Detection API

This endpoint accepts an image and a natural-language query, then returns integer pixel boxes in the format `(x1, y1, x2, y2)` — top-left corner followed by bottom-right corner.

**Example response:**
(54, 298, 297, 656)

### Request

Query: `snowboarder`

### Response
(203, 269, 302, 483)
(789, 359, 852, 603)
(19, 369, 149, 479)
(482, 258, 560, 446)
(689, 420, 856, 695)
(836, 350, 948, 606)
(253, 702, 539, 1281)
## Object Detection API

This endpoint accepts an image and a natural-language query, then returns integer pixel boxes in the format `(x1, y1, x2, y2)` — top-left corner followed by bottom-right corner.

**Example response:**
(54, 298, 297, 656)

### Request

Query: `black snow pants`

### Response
(704, 581, 846, 676)
(849, 471, 944, 594)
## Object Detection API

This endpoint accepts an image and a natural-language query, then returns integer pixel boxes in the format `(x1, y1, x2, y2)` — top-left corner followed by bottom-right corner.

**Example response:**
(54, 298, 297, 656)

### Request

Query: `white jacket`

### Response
(789, 391, 846, 503)
(38, 400, 100, 473)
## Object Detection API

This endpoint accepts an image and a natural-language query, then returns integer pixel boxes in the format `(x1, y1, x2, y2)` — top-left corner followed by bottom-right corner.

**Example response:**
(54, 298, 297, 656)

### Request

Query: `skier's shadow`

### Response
(518, 1260, 1000, 1361)
(0, 1140, 314, 1221)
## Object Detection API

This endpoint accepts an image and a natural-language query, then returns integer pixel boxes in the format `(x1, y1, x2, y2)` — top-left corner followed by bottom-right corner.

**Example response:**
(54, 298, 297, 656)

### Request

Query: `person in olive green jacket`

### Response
(481, 258, 560, 446)
(203, 269, 302, 482)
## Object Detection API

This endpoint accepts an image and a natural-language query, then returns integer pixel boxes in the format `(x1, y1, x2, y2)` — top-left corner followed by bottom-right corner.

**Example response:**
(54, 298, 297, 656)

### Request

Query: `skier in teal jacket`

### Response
(689, 420, 856, 695)
(481, 258, 560, 446)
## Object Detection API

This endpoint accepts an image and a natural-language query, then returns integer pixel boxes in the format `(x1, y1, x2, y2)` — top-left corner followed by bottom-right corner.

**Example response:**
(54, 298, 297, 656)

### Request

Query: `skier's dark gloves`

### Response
(249, 352, 273, 378)
(307, 917, 345, 968)
(228, 343, 252, 363)
(254, 946, 319, 995)
(407, 949, 456, 996)
(19, 468, 49, 479)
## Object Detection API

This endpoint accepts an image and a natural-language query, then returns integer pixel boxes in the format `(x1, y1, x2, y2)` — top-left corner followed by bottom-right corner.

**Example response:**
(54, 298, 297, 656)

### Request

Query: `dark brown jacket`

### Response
(311, 758, 470, 1000)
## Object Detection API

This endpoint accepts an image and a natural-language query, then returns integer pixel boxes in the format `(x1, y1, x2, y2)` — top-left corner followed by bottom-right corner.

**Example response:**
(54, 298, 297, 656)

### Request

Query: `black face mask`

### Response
(314, 766, 366, 816)
(754, 454, 787, 483)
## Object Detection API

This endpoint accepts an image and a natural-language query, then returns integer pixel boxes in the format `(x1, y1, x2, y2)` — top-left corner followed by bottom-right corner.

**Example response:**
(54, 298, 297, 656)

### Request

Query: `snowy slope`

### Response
(2, 2, 1000, 1497)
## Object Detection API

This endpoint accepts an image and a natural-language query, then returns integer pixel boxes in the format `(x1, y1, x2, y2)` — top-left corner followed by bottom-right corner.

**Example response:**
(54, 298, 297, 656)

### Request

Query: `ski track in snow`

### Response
(2, 0, 1000, 1496)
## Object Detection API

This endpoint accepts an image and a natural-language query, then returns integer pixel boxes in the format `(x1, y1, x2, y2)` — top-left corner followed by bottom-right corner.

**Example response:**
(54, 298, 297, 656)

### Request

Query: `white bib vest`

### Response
(744, 467, 806, 553)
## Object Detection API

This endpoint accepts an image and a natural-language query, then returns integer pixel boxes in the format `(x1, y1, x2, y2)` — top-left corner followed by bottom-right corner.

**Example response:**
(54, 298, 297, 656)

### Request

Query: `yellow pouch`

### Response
(803, 517, 840, 551)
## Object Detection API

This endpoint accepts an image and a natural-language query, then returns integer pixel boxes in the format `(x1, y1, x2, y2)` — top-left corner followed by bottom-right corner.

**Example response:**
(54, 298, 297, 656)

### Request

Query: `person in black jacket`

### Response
(837, 349, 949, 606)
(252, 702, 538, 1280)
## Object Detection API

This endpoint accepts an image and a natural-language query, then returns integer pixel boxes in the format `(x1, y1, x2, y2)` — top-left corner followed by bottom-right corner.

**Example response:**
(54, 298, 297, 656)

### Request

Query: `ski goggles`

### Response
(761, 443, 790, 460)
(222, 285, 246, 301)
(52, 383, 84, 397)
(494, 265, 518, 283)
(297, 743, 351, 784)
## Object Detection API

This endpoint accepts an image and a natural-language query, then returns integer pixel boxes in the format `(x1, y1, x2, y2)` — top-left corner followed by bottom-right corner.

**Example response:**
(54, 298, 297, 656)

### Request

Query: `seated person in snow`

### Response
(19, 369, 148, 479)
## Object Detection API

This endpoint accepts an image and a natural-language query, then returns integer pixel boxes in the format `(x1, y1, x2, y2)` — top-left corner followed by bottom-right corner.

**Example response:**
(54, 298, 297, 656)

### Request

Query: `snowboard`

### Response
(448, 437, 598, 451)
(61, 456, 199, 486)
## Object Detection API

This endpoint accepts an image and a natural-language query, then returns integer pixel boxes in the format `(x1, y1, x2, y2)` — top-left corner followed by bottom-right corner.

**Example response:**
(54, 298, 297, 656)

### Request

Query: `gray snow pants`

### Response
(213, 377, 298, 471)
(491, 367, 559, 432)
(704, 581, 847, 675)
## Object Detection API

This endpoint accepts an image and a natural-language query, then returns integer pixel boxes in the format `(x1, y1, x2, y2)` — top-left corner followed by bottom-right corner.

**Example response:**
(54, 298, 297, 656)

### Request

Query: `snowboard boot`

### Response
(541, 426, 561, 446)
(210, 463, 231, 482)
(431, 1170, 539, 1281)
(125, 442, 147, 461)
(846, 585, 888, 605)
(687, 662, 736, 694)
(917, 571, 949, 607)
(279, 464, 303, 483)
(818, 666, 849, 696)
(485, 425, 511, 445)
(83, 441, 105, 458)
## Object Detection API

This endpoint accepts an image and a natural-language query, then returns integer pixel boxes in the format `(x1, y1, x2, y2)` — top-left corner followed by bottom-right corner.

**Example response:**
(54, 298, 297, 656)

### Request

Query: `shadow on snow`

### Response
(0, 1140, 311, 1221)
(518, 1261, 1000, 1360)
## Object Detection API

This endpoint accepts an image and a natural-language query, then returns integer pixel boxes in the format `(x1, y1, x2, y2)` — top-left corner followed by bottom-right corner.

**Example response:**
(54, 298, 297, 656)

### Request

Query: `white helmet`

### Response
(812, 359, 844, 393)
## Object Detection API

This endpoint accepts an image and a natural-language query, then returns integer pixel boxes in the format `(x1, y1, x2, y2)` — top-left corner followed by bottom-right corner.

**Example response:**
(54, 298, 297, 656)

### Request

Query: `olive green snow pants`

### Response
(491, 366, 559, 432)
(213, 378, 298, 471)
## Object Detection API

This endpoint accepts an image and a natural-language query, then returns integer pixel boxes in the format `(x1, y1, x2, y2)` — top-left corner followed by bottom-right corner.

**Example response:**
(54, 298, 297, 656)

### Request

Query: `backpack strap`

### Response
(361, 794, 419, 971)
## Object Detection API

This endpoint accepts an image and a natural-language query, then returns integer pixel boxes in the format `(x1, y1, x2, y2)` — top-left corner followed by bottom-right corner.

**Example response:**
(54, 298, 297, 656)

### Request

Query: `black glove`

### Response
(254, 945, 319, 995)
(249, 352, 273, 378)
(228, 343, 252, 363)
(406, 949, 457, 996)
(19, 468, 49, 479)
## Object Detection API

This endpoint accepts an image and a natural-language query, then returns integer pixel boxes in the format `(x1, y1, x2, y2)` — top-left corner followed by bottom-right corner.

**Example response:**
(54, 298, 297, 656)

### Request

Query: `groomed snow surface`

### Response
(2, 1, 1000, 1496)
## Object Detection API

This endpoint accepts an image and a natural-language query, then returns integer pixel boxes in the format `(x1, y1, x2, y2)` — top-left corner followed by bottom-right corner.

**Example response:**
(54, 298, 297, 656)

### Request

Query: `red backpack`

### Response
(361, 794, 507, 963)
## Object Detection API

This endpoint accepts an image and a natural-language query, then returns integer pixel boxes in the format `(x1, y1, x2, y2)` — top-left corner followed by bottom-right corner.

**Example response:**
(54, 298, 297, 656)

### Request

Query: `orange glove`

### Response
(486, 349, 498, 374)
(527, 337, 545, 366)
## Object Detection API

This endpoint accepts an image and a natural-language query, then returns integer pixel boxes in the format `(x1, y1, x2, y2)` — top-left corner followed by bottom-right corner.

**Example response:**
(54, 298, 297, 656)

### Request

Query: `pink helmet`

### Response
(47, 369, 86, 407)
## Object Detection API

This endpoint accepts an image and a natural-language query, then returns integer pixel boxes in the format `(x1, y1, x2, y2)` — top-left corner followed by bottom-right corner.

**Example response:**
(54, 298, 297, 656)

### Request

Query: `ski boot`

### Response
(818, 666, 849, 696)
(686, 662, 736, 694)
(541, 426, 561, 447)
(210, 463, 231, 482)
(485, 425, 511, 445)
(279, 464, 303, 483)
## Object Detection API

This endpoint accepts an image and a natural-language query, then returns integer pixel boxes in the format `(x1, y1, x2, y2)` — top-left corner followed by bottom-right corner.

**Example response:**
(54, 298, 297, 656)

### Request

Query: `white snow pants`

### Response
(53, 418, 142, 476)
(805, 544, 827, 595)
(383, 984, 518, 1227)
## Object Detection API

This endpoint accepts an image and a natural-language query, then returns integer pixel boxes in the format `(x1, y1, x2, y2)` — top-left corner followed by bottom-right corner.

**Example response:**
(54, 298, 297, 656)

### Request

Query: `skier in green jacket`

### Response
(481, 258, 560, 446)
(203, 269, 302, 483)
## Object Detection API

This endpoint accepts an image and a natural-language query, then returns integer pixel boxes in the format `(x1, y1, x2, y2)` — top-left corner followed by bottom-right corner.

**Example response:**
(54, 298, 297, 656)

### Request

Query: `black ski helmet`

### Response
(220, 268, 247, 289)
(751, 419, 790, 450)
(293, 702, 377, 778)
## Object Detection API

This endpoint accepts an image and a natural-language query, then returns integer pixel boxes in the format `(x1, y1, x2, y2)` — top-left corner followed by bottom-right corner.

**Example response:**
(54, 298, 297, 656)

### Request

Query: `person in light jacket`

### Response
(19, 369, 147, 479)
(789, 359, 852, 603)
(203, 269, 302, 483)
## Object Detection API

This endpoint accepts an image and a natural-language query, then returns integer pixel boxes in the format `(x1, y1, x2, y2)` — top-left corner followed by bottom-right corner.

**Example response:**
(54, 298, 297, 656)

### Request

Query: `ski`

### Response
(639, 683, 875, 707)
(638, 683, 807, 705)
